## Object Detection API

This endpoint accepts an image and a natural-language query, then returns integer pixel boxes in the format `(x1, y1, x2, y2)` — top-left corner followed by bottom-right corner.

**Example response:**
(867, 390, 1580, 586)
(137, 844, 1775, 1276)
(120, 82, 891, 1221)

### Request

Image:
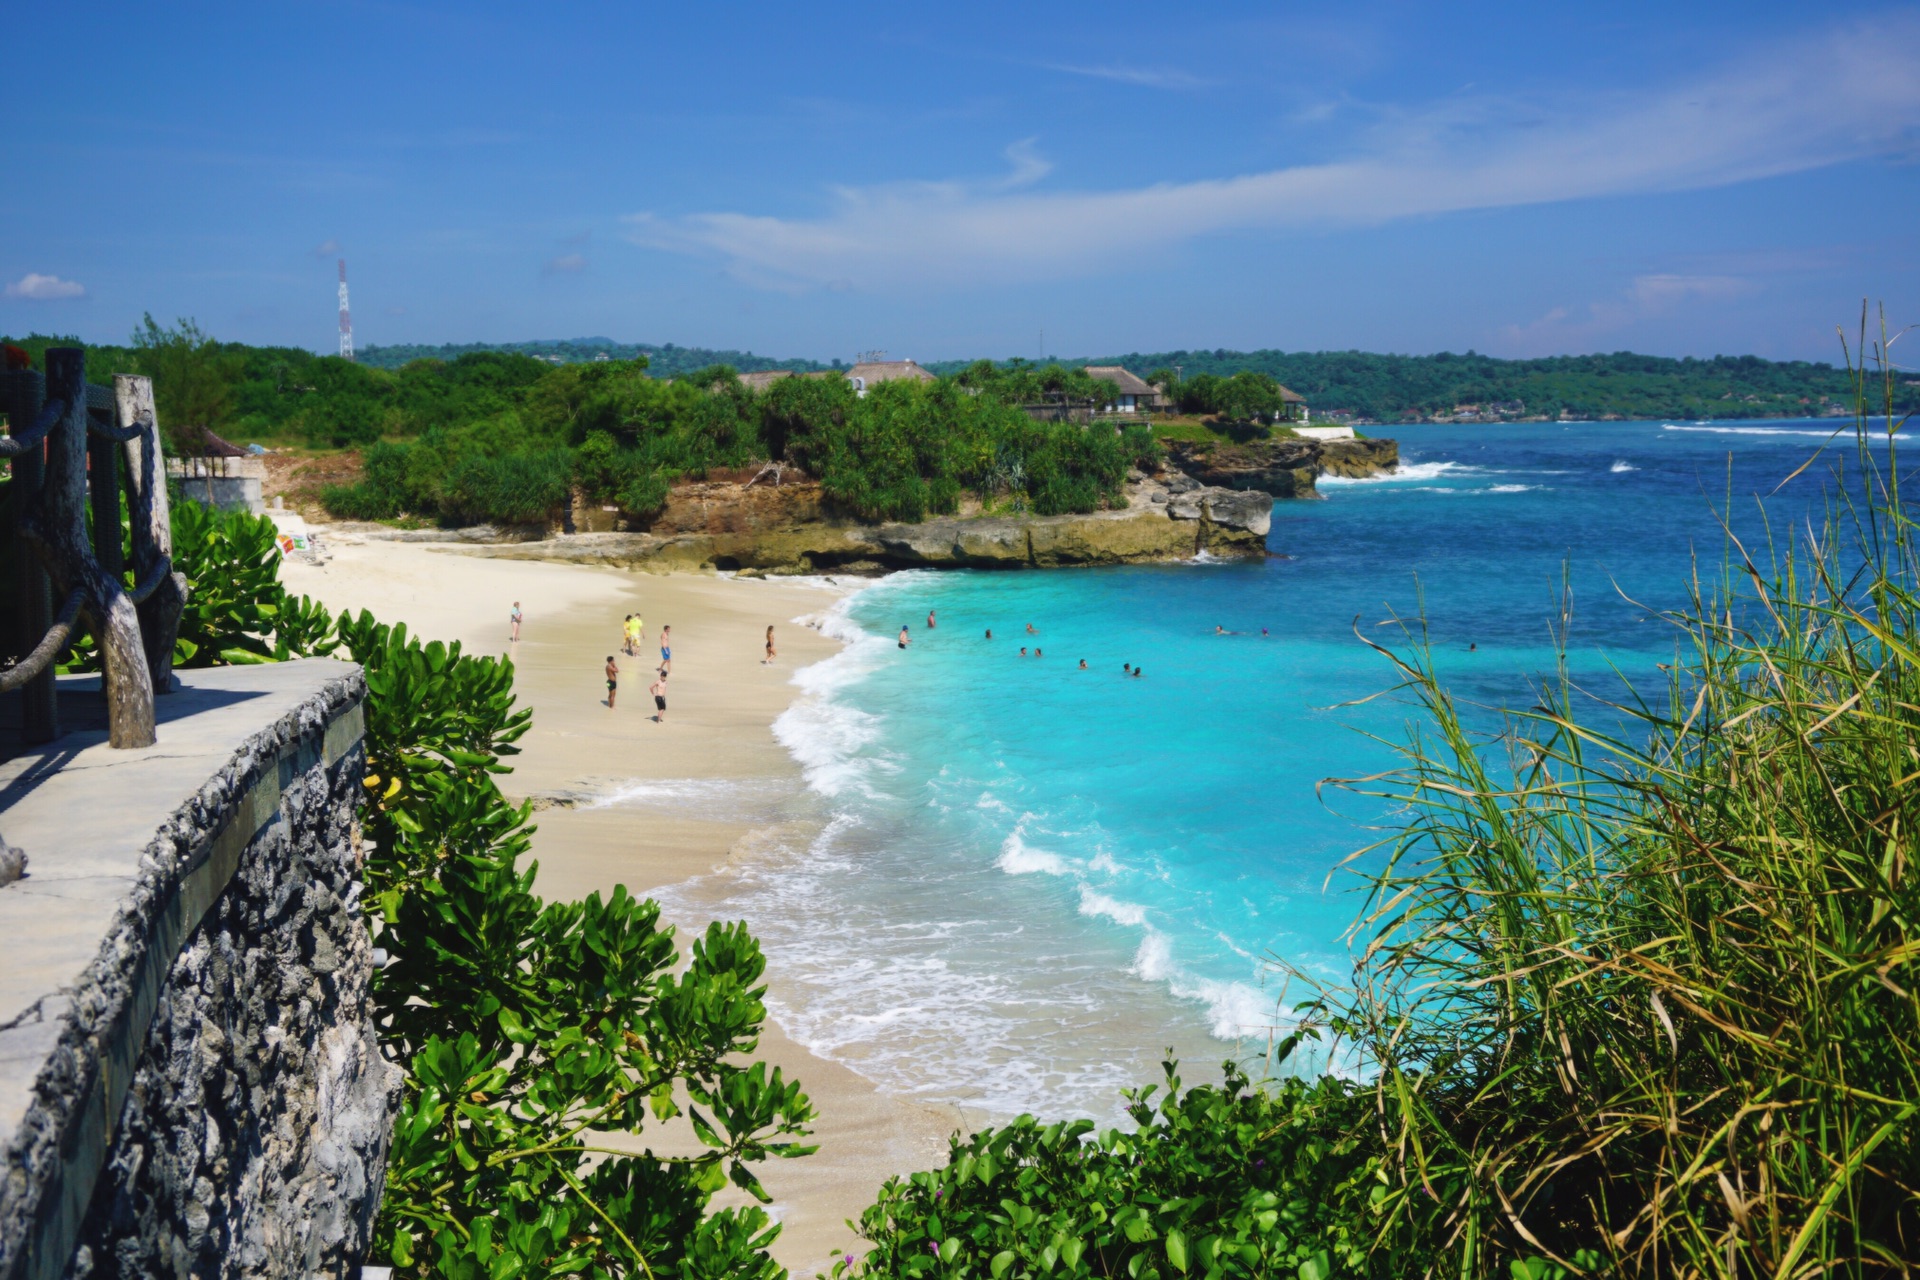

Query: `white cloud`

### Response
(1043, 62, 1210, 91)
(4, 273, 86, 301)
(543, 253, 587, 275)
(313, 238, 342, 257)
(625, 18, 1920, 292)
(1501, 274, 1760, 353)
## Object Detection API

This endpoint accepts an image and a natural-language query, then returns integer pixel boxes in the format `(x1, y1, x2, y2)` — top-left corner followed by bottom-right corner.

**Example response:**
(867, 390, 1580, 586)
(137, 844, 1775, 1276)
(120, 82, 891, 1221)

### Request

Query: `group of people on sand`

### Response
(510, 601, 782, 726)
(605, 621, 672, 722)
(898, 611, 1145, 677)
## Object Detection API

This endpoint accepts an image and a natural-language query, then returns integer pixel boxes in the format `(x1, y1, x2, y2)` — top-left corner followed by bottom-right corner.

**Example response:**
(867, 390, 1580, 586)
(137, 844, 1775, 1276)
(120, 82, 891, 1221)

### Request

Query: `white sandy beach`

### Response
(280, 534, 954, 1273)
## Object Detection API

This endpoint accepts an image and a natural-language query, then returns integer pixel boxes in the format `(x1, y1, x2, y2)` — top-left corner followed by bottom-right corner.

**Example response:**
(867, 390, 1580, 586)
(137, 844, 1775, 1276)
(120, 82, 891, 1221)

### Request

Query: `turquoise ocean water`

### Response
(650, 418, 1900, 1121)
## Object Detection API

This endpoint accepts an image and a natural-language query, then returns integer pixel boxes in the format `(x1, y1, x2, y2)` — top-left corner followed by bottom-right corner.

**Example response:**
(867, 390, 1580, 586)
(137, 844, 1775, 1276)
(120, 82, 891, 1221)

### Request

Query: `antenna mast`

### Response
(337, 259, 354, 360)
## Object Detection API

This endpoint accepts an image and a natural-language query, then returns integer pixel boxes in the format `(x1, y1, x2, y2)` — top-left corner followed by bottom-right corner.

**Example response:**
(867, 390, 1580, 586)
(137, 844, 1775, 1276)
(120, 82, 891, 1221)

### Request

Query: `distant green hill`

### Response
(356, 338, 837, 380)
(929, 349, 1909, 423)
(185, 334, 1915, 423)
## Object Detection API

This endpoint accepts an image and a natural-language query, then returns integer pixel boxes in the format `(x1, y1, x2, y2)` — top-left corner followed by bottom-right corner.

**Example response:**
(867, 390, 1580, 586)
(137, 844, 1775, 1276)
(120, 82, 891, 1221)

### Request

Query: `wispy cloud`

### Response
(313, 238, 342, 257)
(543, 253, 587, 275)
(1501, 274, 1759, 353)
(1043, 62, 1210, 91)
(626, 18, 1920, 293)
(5, 273, 86, 301)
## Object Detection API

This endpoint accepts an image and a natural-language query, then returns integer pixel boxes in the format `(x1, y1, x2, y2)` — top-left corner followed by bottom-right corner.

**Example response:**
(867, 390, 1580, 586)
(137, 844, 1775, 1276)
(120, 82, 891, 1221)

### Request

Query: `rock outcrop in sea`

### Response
(441, 433, 1398, 574)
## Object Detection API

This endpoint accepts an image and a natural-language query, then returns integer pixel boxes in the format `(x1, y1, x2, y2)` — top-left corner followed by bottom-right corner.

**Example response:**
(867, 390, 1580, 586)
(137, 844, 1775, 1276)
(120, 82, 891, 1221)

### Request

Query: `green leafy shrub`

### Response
(154, 504, 817, 1278)
(439, 447, 572, 524)
(840, 1056, 1379, 1280)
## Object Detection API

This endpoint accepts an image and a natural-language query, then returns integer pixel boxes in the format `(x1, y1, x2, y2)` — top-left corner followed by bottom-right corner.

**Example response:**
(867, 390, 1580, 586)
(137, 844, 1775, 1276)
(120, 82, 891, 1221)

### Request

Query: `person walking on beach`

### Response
(927, 609, 937, 629)
(622, 615, 636, 656)
(898, 625, 911, 649)
(604, 655, 619, 708)
(764, 625, 777, 664)
(650, 669, 668, 723)
(510, 601, 522, 642)
(660, 625, 672, 673)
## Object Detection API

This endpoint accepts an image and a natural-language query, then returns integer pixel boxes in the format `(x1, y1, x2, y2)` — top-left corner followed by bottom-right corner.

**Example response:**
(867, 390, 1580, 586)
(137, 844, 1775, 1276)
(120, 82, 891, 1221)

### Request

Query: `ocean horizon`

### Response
(651, 416, 1903, 1122)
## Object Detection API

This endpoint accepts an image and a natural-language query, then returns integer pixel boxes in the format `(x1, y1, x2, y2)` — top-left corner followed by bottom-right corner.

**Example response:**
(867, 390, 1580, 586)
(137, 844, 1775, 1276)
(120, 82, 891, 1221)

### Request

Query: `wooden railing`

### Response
(1, 347, 187, 748)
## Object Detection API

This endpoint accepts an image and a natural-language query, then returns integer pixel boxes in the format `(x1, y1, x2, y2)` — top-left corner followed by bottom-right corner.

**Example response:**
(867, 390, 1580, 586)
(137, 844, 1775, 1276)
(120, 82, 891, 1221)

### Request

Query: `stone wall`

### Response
(0, 662, 398, 1280)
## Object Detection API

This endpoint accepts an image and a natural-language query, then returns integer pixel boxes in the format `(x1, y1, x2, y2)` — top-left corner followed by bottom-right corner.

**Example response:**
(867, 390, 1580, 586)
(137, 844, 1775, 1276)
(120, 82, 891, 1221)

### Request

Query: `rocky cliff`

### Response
(441, 432, 1396, 575)
(1162, 435, 1398, 496)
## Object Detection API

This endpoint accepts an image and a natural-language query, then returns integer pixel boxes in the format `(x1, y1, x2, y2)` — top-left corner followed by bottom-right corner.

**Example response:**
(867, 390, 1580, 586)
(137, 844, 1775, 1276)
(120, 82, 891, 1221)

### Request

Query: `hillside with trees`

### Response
(1, 322, 1150, 528)
(1066, 347, 1911, 422)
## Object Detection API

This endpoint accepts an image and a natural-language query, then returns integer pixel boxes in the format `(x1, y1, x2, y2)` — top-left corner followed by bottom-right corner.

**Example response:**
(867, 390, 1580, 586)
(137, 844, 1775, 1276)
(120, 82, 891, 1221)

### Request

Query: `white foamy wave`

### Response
(1486, 483, 1537, 493)
(1662, 424, 1880, 440)
(773, 586, 900, 797)
(1130, 931, 1174, 981)
(996, 824, 1071, 876)
(1079, 888, 1148, 927)
(1179, 974, 1279, 1040)
(1318, 460, 1466, 486)
(584, 776, 788, 814)
(1610, 459, 1638, 473)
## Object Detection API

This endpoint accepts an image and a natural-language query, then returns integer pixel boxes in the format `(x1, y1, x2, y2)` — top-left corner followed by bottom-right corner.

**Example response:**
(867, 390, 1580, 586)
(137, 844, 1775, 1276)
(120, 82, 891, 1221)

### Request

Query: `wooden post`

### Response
(117, 374, 186, 694)
(2, 369, 58, 743)
(88, 400, 125, 578)
(35, 349, 154, 748)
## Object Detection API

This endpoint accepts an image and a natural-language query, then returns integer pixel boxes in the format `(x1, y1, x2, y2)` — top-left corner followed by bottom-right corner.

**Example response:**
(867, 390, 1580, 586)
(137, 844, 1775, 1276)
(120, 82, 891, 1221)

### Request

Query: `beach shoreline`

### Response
(279, 533, 955, 1273)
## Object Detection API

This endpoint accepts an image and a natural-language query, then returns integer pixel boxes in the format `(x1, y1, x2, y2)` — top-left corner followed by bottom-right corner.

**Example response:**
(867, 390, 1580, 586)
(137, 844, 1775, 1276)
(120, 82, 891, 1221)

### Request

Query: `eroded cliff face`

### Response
(1161, 435, 1398, 495)
(458, 494, 1269, 575)
(453, 432, 1396, 574)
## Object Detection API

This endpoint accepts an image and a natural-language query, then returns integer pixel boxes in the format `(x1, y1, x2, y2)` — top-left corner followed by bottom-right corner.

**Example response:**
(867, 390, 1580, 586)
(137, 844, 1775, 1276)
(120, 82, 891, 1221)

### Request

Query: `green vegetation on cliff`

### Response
(1074, 346, 1908, 422)
(2, 326, 1155, 526)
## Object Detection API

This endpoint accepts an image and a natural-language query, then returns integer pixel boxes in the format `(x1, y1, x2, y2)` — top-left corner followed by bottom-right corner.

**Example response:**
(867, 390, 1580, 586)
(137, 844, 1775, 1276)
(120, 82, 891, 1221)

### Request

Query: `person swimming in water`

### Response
(1122, 663, 1131, 675)
(1133, 666, 1143, 678)
(927, 609, 937, 629)
(1025, 623, 1038, 635)
(899, 625, 911, 649)
(985, 628, 992, 640)
(1019, 646, 1028, 657)
(1077, 658, 1087, 669)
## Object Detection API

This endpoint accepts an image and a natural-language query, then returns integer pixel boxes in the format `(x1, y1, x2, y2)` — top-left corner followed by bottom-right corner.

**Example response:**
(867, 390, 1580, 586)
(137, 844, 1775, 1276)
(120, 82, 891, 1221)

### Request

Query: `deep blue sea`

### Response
(661, 418, 1902, 1120)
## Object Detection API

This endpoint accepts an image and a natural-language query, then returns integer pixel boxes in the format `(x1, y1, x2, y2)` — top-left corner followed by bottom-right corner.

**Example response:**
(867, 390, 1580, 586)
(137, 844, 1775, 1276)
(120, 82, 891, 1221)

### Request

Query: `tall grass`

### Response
(1329, 311, 1919, 1277)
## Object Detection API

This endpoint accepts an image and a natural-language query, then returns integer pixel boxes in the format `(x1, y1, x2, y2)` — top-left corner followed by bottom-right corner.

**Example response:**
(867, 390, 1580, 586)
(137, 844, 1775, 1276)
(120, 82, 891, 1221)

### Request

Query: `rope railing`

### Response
(2, 347, 189, 748)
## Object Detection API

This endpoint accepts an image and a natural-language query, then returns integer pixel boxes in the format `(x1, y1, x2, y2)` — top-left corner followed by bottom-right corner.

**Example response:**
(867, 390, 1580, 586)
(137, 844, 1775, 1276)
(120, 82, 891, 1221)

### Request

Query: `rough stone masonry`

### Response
(0, 663, 399, 1280)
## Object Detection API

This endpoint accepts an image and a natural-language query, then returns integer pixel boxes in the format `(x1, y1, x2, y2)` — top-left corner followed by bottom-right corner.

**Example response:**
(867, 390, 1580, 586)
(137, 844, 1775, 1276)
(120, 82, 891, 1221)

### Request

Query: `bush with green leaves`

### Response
(152, 505, 818, 1278)
(840, 1055, 1379, 1280)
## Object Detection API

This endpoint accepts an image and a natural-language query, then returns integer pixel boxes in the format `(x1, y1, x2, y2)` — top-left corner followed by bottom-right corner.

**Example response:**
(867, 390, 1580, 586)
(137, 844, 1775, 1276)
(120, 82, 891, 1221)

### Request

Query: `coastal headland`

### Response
(352, 434, 1398, 575)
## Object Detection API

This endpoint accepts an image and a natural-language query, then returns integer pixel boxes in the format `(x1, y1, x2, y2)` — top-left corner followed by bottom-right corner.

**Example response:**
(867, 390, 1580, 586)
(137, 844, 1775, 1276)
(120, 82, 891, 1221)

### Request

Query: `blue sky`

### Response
(5, 2, 1917, 363)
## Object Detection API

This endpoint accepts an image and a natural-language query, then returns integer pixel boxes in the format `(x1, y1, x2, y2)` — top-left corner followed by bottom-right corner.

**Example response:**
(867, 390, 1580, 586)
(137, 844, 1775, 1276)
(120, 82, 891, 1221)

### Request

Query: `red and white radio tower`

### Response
(337, 259, 354, 360)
